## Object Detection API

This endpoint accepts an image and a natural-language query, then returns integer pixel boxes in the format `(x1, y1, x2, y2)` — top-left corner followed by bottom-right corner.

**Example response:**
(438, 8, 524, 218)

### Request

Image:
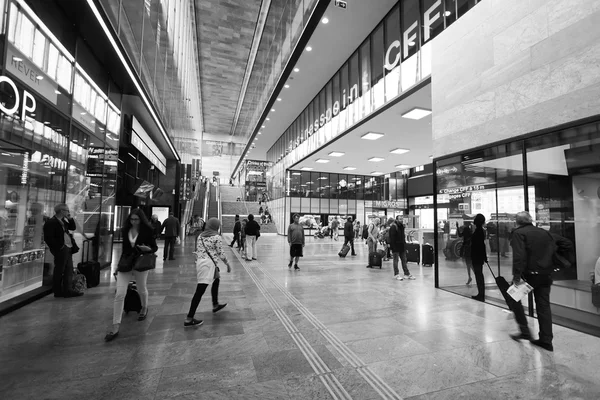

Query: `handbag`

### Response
(134, 252, 157, 272)
(70, 236, 80, 254)
(117, 252, 137, 272)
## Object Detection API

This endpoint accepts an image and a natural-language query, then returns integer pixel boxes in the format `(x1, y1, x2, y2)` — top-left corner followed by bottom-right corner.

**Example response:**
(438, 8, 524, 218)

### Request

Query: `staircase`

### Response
(219, 185, 278, 233)
(220, 185, 244, 202)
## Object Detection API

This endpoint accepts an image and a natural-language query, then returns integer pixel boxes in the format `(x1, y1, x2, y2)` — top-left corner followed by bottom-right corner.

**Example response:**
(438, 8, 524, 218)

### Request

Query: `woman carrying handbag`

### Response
(105, 209, 158, 341)
(185, 218, 231, 327)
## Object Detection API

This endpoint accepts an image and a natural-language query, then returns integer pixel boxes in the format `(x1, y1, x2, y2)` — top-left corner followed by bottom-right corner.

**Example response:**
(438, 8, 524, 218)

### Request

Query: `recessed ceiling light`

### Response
(294, 68, 299, 72)
(54, 90, 61, 95)
(371, 171, 384, 175)
(258, 132, 262, 135)
(318, 177, 328, 180)
(368, 157, 384, 162)
(343, 166, 356, 171)
(12, 56, 22, 62)
(395, 164, 411, 169)
(266, 118, 270, 121)
(262, 125, 266, 128)
(316, 159, 330, 163)
(306, 46, 312, 51)
(322, 17, 329, 24)
(408, 41, 415, 47)
(328, 151, 344, 157)
(36, 75, 43, 80)
(361, 132, 384, 140)
(401, 107, 432, 120)
(301, 167, 313, 171)
(277, 98, 282, 101)
(81, 112, 87, 115)
(254, 138, 257, 141)
(284, 84, 290, 88)
(271, 109, 275, 112)
(444, 11, 452, 17)
(429, 155, 433, 159)
(390, 148, 410, 155)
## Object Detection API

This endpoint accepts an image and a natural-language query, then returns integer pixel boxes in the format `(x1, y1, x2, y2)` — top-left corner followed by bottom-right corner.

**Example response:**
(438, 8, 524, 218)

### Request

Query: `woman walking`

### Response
(470, 214, 487, 301)
(105, 209, 157, 341)
(185, 218, 231, 327)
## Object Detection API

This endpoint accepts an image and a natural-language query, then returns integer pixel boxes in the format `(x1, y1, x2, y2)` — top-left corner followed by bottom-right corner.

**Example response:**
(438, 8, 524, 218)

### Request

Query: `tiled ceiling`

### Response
(194, 0, 263, 138)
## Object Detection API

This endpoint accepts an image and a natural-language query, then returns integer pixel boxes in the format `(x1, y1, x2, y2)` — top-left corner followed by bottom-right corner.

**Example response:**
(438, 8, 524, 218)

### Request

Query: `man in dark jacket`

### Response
(43, 203, 82, 298)
(509, 211, 572, 352)
(244, 214, 261, 261)
(229, 215, 241, 248)
(343, 217, 356, 256)
(390, 216, 415, 280)
(161, 212, 180, 261)
(151, 215, 162, 238)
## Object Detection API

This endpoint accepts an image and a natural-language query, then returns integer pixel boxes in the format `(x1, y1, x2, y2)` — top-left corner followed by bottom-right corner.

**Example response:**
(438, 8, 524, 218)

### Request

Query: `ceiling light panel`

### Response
(371, 171, 384, 175)
(390, 148, 410, 155)
(343, 167, 356, 171)
(315, 159, 330, 163)
(301, 167, 313, 171)
(328, 151, 345, 157)
(368, 157, 384, 162)
(395, 164, 411, 169)
(401, 107, 432, 120)
(361, 132, 384, 140)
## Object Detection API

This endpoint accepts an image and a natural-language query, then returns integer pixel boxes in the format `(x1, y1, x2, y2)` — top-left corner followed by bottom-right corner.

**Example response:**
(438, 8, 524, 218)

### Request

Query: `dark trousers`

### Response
(230, 233, 240, 248)
(472, 262, 485, 297)
(392, 251, 410, 276)
(512, 274, 553, 343)
(164, 236, 176, 259)
(53, 246, 74, 295)
(343, 236, 355, 254)
(187, 279, 220, 318)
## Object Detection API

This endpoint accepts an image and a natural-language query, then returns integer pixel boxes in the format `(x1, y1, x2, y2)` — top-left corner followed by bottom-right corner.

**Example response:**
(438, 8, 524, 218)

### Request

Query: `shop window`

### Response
(32, 29, 45, 68)
(47, 43, 59, 82)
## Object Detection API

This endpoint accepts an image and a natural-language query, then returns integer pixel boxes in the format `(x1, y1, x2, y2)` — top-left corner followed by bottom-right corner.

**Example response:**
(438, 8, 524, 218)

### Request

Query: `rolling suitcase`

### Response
(422, 244, 434, 267)
(77, 239, 100, 288)
(369, 251, 382, 268)
(486, 262, 517, 310)
(405, 243, 421, 264)
(124, 282, 142, 313)
(338, 244, 350, 258)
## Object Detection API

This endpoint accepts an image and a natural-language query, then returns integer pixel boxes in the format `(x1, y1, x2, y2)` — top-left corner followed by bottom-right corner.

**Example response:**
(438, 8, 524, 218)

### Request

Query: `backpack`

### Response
(362, 224, 369, 239)
(124, 282, 142, 313)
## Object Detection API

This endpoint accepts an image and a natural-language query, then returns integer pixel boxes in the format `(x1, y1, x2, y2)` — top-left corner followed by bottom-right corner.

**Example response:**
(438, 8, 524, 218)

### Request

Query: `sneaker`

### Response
(530, 339, 553, 352)
(396, 275, 404, 281)
(213, 303, 227, 313)
(294, 264, 300, 271)
(184, 319, 203, 327)
(404, 275, 416, 280)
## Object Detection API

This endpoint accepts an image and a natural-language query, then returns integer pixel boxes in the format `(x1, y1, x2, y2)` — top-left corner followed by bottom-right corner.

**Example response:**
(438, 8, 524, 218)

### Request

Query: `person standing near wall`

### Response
(161, 212, 180, 261)
(244, 214, 260, 261)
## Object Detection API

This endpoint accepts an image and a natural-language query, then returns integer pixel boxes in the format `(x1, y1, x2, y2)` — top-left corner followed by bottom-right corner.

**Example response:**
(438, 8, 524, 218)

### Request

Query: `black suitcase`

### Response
(369, 251, 382, 268)
(339, 244, 350, 258)
(422, 244, 434, 267)
(124, 282, 142, 313)
(405, 243, 421, 264)
(486, 262, 517, 310)
(77, 239, 100, 288)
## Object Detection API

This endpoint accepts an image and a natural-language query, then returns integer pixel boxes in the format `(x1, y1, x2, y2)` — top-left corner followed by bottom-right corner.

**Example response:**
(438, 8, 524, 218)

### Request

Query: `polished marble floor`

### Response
(1, 235, 600, 399)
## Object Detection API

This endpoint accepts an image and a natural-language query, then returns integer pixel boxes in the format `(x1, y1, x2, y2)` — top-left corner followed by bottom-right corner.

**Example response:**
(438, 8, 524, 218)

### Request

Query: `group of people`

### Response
(257, 205, 272, 225)
(229, 214, 261, 261)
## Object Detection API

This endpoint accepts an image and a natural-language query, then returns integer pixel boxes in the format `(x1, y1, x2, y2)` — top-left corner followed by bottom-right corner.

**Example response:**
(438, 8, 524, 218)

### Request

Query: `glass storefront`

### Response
(434, 119, 600, 326)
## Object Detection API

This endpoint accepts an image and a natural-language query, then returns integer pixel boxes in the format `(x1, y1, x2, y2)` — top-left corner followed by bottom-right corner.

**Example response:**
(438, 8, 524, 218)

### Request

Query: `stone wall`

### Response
(431, 0, 600, 156)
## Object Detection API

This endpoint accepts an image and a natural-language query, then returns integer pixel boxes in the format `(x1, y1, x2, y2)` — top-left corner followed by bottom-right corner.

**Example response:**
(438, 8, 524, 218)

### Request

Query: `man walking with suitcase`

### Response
(390, 217, 415, 280)
(287, 214, 304, 270)
(342, 217, 356, 256)
(509, 211, 571, 352)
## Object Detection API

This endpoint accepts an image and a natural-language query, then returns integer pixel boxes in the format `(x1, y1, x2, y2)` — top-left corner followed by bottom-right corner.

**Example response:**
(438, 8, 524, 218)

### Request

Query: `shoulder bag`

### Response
(133, 247, 157, 272)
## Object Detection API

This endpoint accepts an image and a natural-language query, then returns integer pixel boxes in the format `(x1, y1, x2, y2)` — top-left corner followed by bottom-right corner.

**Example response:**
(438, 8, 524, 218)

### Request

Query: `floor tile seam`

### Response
(322, 373, 354, 400)
(231, 250, 353, 398)
(252, 264, 403, 400)
(356, 365, 404, 400)
(356, 367, 399, 400)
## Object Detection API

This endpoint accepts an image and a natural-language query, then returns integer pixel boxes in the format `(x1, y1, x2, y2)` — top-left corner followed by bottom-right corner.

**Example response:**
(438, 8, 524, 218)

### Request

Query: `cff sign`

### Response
(334, 0, 347, 9)
(0, 75, 36, 121)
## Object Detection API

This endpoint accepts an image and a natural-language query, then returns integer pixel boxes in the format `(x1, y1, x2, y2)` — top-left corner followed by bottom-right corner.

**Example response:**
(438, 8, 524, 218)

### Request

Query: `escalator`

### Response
(207, 184, 219, 220)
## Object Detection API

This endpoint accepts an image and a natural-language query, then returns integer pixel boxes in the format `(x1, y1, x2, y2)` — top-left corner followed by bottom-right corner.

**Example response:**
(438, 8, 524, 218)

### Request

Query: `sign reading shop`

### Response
(270, 0, 469, 166)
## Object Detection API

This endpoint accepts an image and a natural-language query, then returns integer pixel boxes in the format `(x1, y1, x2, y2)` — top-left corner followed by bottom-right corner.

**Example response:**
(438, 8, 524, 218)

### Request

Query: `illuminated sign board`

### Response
(0, 75, 36, 121)
(131, 117, 167, 174)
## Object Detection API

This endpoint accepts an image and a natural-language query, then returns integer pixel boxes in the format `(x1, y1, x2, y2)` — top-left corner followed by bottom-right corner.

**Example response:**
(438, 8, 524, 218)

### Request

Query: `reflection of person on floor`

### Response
(185, 218, 231, 327)
(458, 221, 473, 285)
(470, 214, 487, 301)
(508, 211, 571, 352)
(287, 214, 304, 271)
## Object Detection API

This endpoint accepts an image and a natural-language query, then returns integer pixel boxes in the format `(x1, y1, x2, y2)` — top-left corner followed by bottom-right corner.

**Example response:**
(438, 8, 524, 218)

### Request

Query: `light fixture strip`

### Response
(86, 0, 180, 161)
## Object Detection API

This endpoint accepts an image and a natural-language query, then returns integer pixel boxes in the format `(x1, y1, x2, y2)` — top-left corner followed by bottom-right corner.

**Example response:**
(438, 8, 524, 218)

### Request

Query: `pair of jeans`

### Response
(512, 274, 553, 343)
(367, 239, 377, 258)
(187, 278, 220, 318)
(392, 251, 410, 276)
(472, 262, 485, 297)
(246, 235, 257, 259)
(164, 236, 176, 259)
(343, 236, 355, 254)
(53, 246, 74, 295)
(113, 270, 149, 324)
